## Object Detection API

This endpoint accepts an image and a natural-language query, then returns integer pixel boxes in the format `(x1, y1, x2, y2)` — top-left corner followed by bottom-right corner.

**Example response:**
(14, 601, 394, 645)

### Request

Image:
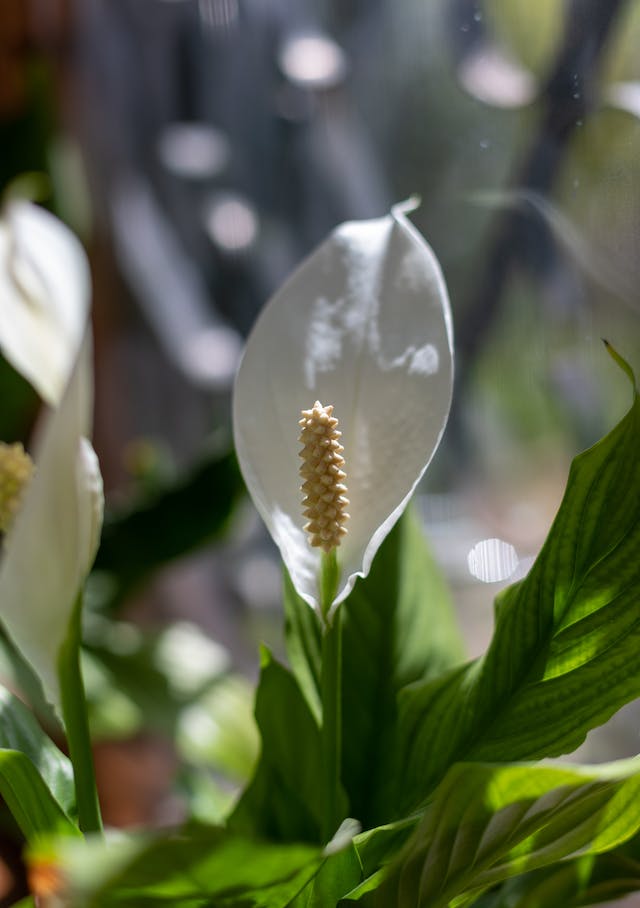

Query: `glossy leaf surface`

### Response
(0, 749, 78, 842)
(393, 386, 640, 814)
(382, 758, 640, 908)
(0, 684, 75, 816)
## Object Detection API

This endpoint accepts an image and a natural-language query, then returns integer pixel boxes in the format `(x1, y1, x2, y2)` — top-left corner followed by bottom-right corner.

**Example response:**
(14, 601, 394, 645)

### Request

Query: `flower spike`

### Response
(299, 401, 350, 552)
(0, 442, 34, 533)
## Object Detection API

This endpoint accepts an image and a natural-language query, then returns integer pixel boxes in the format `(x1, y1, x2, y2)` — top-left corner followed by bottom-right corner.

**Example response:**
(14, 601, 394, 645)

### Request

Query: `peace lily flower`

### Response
(0, 199, 88, 406)
(0, 200, 103, 709)
(233, 201, 453, 618)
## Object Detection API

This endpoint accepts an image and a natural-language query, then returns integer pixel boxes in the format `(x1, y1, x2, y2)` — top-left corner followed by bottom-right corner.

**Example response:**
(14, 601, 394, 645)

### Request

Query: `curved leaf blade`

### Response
(0, 749, 78, 842)
(228, 649, 327, 843)
(284, 510, 464, 829)
(341, 509, 464, 827)
(395, 389, 640, 813)
(0, 684, 75, 816)
(383, 758, 640, 908)
(472, 849, 640, 908)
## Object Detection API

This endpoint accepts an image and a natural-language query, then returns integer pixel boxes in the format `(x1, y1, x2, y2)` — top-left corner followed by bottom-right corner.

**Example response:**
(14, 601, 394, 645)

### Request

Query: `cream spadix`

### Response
(299, 401, 350, 552)
(0, 442, 34, 533)
(233, 201, 453, 615)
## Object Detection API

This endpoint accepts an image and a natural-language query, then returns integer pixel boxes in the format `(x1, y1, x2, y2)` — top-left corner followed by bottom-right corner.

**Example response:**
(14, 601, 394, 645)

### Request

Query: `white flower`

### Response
(0, 202, 103, 709)
(0, 200, 90, 406)
(233, 201, 453, 615)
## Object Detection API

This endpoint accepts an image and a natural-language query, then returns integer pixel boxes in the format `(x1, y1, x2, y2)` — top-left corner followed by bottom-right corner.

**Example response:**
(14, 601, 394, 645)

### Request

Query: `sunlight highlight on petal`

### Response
(233, 203, 453, 612)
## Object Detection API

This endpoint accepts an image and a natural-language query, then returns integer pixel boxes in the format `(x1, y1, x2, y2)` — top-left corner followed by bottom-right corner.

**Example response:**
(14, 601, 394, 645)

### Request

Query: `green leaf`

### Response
(381, 758, 640, 908)
(341, 509, 464, 827)
(0, 683, 75, 816)
(49, 824, 322, 907)
(354, 818, 419, 883)
(394, 390, 640, 814)
(290, 845, 363, 907)
(57, 593, 103, 835)
(93, 443, 243, 609)
(603, 340, 636, 390)
(283, 569, 322, 723)
(228, 649, 325, 843)
(283, 510, 464, 830)
(339, 818, 420, 903)
(0, 749, 78, 841)
(473, 826, 640, 908)
(473, 851, 640, 908)
(0, 628, 61, 731)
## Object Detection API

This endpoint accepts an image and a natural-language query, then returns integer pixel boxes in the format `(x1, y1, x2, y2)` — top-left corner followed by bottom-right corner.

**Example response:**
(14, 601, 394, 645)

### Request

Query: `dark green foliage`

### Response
(93, 443, 243, 608)
(228, 649, 327, 844)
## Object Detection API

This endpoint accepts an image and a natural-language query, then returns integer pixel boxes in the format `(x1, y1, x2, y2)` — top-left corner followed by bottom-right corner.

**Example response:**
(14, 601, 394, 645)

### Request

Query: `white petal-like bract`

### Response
(233, 202, 453, 613)
(0, 201, 101, 710)
(0, 334, 102, 707)
(0, 200, 90, 405)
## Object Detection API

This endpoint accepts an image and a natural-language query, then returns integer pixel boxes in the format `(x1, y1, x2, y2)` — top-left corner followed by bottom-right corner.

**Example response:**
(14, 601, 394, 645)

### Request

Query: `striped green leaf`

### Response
(382, 758, 640, 908)
(0, 749, 78, 842)
(393, 384, 640, 814)
(0, 683, 75, 817)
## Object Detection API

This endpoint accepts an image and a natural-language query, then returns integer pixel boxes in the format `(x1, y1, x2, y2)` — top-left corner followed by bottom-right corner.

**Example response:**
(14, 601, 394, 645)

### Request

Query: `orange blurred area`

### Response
(0, 0, 72, 115)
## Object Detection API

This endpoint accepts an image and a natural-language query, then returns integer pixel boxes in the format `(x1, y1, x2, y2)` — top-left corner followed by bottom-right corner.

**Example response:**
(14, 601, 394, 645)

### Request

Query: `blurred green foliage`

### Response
(92, 441, 244, 612)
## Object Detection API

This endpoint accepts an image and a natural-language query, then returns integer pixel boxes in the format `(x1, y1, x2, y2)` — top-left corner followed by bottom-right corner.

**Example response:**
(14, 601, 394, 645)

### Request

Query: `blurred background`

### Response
(1, 0, 640, 902)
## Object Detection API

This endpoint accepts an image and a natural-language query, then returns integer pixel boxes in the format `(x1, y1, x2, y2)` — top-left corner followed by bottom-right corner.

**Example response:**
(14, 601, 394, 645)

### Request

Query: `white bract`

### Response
(0, 201, 103, 709)
(0, 200, 90, 406)
(233, 201, 454, 615)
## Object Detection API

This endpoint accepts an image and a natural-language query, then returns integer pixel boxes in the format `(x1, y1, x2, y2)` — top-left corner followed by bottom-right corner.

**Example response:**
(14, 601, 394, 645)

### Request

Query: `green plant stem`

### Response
(320, 549, 342, 842)
(57, 592, 103, 835)
(319, 549, 339, 625)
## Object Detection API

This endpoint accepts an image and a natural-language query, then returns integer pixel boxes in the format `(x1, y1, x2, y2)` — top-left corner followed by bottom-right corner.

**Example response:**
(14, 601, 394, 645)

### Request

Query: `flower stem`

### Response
(57, 592, 103, 836)
(320, 549, 343, 842)
(319, 549, 339, 625)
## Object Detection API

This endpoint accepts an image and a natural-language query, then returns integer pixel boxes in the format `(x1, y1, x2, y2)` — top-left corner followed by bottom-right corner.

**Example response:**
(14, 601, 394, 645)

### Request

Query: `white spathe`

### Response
(0, 202, 102, 709)
(233, 202, 454, 614)
(0, 200, 90, 406)
(0, 333, 103, 708)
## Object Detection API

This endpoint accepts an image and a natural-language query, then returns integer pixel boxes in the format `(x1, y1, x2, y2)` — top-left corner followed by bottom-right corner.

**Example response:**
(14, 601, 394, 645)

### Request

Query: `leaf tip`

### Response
(602, 339, 637, 391)
(258, 644, 273, 670)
